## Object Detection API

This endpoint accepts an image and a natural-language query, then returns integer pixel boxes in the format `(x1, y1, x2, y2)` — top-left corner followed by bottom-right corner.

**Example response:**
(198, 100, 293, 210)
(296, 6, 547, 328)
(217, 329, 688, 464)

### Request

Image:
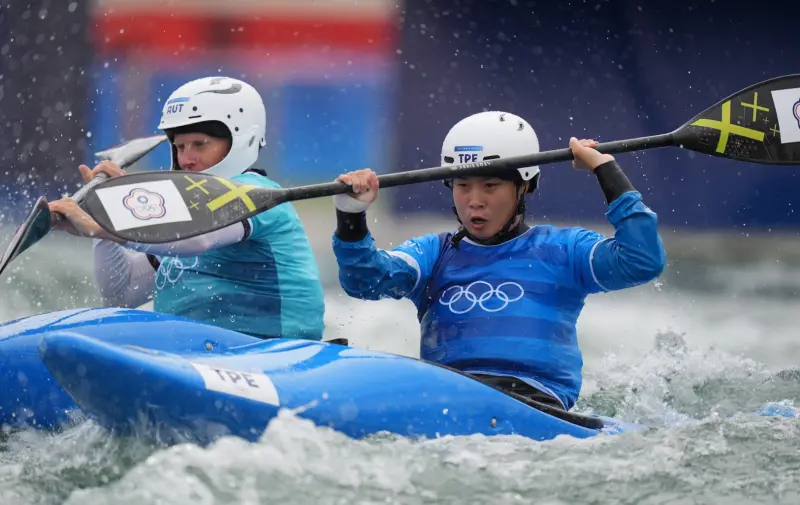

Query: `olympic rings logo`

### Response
(155, 256, 199, 290)
(438, 281, 525, 314)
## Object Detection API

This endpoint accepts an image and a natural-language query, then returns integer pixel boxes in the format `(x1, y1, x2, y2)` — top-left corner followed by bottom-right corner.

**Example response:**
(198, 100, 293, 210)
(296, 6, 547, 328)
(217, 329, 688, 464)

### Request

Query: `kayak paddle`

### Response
(81, 74, 800, 244)
(0, 135, 168, 277)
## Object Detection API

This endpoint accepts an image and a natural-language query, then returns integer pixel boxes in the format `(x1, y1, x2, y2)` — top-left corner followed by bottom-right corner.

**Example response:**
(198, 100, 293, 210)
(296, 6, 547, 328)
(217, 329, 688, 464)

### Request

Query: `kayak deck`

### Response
(39, 331, 639, 446)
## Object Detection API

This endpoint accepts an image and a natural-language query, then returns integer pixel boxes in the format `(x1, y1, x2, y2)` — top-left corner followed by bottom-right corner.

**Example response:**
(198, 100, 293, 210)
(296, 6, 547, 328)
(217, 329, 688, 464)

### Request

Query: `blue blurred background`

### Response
(1, 0, 799, 231)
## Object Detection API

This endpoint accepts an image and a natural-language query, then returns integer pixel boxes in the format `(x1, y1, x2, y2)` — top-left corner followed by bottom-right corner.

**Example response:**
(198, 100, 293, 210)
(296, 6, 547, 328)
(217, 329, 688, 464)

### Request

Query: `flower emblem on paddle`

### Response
(123, 188, 167, 220)
(793, 98, 800, 129)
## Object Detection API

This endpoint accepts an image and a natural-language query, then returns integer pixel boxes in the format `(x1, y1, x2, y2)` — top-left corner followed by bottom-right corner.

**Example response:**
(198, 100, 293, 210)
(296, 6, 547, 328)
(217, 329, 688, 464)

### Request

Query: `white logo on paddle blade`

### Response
(770, 87, 800, 144)
(95, 180, 193, 231)
(123, 188, 166, 220)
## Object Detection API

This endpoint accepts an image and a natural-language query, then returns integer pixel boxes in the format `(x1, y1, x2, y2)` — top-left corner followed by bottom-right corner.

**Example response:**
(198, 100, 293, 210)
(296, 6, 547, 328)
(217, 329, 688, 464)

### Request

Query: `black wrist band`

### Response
(594, 160, 635, 203)
(335, 210, 369, 242)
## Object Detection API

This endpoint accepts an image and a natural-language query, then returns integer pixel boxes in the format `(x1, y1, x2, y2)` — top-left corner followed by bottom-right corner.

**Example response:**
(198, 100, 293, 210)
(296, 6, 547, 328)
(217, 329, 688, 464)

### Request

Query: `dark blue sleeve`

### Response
(573, 190, 667, 293)
(332, 232, 441, 302)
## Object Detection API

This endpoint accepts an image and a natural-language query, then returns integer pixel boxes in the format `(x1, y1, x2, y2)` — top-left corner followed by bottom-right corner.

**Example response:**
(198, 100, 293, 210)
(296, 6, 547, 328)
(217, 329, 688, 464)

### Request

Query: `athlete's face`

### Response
(173, 133, 231, 172)
(452, 177, 520, 239)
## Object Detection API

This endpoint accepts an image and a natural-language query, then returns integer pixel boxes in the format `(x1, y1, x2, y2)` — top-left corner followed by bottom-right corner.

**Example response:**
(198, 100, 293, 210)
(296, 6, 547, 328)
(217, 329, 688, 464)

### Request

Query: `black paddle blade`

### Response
(0, 135, 172, 279)
(95, 134, 168, 169)
(83, 171, 289, 243)
(674, 74, 800, 165)
(0, 197, 53, 277)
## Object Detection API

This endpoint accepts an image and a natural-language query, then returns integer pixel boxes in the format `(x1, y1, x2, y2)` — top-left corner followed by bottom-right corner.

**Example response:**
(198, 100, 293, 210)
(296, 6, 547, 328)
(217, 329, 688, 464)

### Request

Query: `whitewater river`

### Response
(1, 205, 799, 505)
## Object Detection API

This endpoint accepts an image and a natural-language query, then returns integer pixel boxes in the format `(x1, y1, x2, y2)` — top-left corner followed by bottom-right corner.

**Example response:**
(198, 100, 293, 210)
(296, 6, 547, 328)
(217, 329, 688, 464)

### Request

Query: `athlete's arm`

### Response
(574, 159, 667, 292)
(120, 221, 247, 257)
(93, 239, 156, 307)
(332, 210, 440, 301)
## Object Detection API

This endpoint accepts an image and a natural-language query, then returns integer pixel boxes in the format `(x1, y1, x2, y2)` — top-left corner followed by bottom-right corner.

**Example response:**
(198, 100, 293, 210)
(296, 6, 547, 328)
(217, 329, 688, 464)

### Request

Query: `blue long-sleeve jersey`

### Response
(332, 190, 666, 409)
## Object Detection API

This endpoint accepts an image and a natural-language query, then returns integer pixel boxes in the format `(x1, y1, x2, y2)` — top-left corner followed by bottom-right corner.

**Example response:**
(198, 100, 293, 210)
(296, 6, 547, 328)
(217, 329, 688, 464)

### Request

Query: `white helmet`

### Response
(158, 76, 267, 180)
(441, 111, 540, 192)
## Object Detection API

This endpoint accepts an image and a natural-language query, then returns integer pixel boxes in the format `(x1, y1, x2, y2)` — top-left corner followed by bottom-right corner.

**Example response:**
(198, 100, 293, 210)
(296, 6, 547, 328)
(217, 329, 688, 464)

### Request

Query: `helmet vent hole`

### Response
(248, 136, 255, 147)
(235, 126, 239, 132)
(517, 121, 524, 131)
(444, 156, 455, 163)
(239, 108, 244, 113)
(227, 114, 231, 119)
(192, 106, 198, 111)
(483, 155, 500, 160)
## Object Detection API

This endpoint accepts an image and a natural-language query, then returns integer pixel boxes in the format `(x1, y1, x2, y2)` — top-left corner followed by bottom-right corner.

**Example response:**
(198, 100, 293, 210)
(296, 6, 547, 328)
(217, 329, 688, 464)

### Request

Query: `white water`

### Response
(2, 216, 800, 504)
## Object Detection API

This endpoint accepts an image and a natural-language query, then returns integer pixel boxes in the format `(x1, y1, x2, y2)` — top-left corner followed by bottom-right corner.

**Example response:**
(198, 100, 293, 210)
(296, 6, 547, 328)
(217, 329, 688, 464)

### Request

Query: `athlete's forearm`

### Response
(334, 209, 369, 242)
(93, 239, 155, 307)
(594, 160, 635, 204)
(120, 221, 246, 257)
(333, 211, 418, 300)
(589, 161, 666, 290)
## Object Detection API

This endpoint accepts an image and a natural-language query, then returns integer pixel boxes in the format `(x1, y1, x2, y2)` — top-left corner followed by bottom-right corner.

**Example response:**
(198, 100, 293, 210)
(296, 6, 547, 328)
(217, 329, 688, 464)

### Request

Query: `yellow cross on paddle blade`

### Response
(206, 177, 258, 212)
(691, 100, 765, 153)
(184, 175, 210, 195)
(740, 91, 770, 122)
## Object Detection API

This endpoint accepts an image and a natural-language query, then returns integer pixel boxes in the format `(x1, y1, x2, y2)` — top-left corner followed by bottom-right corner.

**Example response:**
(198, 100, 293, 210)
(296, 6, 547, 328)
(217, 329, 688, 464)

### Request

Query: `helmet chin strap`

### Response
(450, 183, 529, 248)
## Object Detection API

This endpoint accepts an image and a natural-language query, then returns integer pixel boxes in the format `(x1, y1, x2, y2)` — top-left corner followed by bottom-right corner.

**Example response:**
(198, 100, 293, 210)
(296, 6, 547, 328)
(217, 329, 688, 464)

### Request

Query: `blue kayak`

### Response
(7, 307, 795, 445)
(38, 331, 643, 446)
(0, 308, 260, 429)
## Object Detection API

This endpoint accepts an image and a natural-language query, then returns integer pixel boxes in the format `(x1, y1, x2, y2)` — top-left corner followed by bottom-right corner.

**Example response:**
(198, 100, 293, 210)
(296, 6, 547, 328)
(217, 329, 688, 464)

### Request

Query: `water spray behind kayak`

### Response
(0, 135, 168, 278)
